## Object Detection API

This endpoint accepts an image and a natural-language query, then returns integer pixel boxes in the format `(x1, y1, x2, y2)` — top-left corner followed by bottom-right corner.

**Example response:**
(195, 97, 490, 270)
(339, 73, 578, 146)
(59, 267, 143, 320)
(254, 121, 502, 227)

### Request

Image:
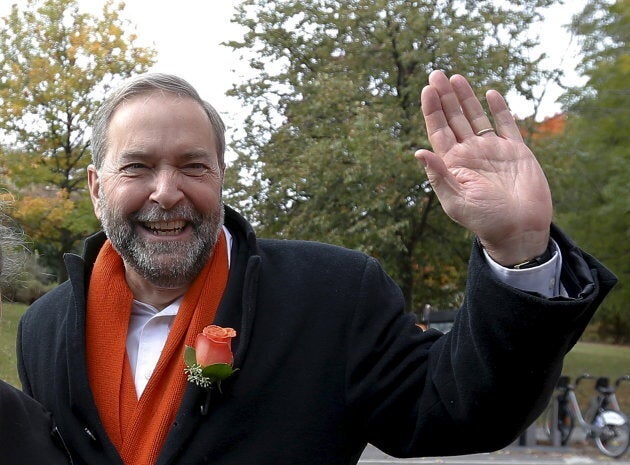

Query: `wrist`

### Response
(506, 241, 554, 269)
(479, 231, 551, 268)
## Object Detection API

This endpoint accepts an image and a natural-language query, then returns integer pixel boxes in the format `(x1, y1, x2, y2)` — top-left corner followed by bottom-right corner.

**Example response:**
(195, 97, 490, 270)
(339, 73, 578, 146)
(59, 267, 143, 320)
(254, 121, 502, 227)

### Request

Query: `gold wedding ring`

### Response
(475, 127, 495, 136)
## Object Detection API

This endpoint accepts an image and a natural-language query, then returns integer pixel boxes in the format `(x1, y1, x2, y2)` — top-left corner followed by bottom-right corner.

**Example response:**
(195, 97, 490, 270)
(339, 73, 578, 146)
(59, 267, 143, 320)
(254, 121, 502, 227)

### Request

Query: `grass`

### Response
(1, 302, 629, 413)
(0, 301, 24, 388)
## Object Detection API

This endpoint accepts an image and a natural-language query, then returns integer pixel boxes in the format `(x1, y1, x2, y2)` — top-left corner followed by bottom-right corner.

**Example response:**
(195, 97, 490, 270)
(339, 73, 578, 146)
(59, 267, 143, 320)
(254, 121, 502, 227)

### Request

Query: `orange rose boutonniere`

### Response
(184, 325, 238, 391)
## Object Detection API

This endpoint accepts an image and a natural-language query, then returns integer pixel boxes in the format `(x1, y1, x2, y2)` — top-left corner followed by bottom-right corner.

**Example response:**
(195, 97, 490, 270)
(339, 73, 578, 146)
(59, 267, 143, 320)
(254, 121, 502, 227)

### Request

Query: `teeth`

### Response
(143, 220, 187, 236)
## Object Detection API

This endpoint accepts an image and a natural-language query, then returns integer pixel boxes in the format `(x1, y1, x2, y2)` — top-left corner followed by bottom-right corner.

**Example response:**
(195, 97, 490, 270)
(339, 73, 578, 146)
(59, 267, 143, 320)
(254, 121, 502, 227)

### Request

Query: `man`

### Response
(18, 70, 616, 465)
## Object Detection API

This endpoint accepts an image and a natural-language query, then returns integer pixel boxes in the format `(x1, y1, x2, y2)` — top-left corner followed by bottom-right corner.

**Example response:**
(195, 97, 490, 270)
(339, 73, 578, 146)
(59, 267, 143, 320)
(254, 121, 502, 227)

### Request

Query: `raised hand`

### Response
(415, 71, 552, 267)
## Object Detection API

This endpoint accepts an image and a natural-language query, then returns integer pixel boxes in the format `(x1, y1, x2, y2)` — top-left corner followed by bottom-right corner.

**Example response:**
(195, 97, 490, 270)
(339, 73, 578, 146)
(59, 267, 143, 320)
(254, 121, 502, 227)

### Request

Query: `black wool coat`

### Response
(0, 380, 72, 464)
(17, 206, 617, 465)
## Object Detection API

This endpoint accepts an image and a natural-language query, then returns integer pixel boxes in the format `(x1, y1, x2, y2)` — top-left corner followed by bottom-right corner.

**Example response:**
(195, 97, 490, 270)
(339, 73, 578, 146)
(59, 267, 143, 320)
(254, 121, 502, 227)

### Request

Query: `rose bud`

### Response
(194, 325, 237, 367)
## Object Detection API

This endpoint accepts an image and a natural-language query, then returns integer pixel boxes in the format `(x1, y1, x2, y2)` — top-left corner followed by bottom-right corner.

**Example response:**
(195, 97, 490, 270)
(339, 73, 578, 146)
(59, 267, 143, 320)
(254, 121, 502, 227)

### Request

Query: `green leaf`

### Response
(184, 345, 197, 368)
(201, 363, 237, 382)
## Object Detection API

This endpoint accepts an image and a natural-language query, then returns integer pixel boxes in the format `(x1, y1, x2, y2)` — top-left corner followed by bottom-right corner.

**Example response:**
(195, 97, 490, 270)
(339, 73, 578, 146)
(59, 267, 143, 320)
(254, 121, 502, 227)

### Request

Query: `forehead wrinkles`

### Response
(113, 93, 191, 126)
(107, 92, 207, 143)
(103, 94, 214, 167)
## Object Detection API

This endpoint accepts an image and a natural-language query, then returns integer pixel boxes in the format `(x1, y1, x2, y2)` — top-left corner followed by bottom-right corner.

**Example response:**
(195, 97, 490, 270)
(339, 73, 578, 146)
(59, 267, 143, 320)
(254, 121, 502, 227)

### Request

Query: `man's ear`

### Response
(87, 164, 102, 220)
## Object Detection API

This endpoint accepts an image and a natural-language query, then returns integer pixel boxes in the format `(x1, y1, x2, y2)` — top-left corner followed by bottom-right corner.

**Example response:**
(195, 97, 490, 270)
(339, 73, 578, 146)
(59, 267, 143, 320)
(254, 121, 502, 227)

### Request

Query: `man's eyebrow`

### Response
(116, 149, 214, 162)
(179, 149, 215, 159)
(117, 150, 150, 161)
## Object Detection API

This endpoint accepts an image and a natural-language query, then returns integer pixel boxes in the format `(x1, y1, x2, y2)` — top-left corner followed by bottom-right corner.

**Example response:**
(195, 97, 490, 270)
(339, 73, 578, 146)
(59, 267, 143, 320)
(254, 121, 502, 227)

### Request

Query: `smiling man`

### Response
(90, 90, 225, 305)
(17, 72, 616, 465)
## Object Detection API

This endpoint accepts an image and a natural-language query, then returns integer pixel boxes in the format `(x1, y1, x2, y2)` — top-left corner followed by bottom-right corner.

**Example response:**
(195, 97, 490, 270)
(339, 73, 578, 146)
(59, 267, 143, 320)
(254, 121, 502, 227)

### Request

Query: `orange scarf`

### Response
(86, 232, 228, 465)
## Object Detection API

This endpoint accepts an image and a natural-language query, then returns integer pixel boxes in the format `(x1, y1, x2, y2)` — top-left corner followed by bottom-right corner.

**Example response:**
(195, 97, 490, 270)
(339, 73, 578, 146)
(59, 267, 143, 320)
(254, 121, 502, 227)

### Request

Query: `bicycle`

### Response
(543, 373, 630, 458)
(584, 375, 630, 420)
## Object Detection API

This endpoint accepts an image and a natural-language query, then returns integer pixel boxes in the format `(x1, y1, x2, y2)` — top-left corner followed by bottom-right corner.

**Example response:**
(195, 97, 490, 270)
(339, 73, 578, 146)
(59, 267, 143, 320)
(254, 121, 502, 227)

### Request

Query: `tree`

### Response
(225, 0, 560, 312)
(0, 0, 156, 282)
(549, 0, 629, 342)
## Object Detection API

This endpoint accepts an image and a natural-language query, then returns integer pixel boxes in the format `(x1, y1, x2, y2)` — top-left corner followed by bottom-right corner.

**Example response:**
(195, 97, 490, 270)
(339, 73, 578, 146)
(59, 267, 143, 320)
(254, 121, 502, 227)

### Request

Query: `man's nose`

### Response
(149, 169, 185, 209)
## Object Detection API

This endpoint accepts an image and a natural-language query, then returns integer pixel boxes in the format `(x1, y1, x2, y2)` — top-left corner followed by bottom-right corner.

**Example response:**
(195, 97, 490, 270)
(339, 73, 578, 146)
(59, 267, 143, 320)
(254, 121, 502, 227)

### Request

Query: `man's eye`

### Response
(121, 163, 148, 173)
(182, 164, 208, 176)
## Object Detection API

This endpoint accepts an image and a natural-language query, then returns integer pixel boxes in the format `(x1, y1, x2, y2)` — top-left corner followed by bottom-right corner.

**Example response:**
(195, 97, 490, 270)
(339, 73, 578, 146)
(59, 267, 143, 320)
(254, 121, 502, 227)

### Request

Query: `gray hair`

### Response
(91, 73, 226, 171)
(0, 198, 25, 284)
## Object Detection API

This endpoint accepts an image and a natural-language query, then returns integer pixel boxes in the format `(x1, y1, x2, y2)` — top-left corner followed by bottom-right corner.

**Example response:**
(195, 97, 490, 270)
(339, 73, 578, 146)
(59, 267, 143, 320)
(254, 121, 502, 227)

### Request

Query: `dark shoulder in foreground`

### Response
(0, 380, 70, 464)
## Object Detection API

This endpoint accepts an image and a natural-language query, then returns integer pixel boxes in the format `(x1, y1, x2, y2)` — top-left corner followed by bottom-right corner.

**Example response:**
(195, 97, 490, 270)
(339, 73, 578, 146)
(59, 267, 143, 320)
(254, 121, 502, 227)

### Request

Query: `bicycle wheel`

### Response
(542, 402, 553, 438)
(593, 410, 630, 458)
(557, 408, 575, 446)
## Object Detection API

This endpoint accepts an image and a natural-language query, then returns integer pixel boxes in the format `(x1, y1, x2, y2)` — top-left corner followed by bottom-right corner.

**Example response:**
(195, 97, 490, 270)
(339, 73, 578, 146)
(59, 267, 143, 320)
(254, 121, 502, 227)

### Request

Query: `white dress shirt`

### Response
(126, 229, 562, 397)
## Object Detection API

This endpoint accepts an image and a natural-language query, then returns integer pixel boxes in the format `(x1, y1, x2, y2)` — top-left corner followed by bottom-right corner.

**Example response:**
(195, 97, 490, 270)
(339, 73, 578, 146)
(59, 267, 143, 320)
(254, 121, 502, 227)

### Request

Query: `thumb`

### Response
(414, 149, 461, 215)
(414, 149, 451, 189)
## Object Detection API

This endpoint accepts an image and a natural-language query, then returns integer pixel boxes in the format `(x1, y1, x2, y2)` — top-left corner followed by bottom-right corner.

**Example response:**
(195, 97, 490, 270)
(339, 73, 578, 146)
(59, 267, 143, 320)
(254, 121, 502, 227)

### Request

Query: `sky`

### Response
(2, 0, 588, 143)
(115, 0, 587, 119)
(114, 1, 250, 134)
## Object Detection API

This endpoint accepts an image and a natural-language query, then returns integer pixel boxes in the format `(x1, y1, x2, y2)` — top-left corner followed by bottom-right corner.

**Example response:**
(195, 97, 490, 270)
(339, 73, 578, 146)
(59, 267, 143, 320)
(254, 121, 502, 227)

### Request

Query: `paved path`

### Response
(358, 443, 630, 465)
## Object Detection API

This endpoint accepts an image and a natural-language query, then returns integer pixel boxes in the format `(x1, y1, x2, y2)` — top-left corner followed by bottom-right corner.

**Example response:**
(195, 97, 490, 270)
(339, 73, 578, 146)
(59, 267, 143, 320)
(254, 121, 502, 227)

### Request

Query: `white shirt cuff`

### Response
(484, 239, 565, 298)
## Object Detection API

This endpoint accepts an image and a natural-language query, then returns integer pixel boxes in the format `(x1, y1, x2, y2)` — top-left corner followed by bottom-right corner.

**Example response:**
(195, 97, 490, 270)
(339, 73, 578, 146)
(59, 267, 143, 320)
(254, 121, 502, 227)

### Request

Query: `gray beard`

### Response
(99, 199, 224, 288)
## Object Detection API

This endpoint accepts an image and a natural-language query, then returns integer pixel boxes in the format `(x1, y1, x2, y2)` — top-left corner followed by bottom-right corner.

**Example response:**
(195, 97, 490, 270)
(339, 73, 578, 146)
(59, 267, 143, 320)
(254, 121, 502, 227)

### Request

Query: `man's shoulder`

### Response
(31, 280, 74, 304)
(21, 281, 74, 326)
(255, 238, 382, 282)
(258, 238, 370, 261)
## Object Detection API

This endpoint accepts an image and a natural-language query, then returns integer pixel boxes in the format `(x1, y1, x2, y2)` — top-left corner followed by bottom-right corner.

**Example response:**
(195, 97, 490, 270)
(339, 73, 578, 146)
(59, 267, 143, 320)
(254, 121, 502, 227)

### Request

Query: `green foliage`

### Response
(225, 0, 559, 311)
(595, 308, 630, 345)
(0, 0, 156, 282)
(546, 0, 629, 341)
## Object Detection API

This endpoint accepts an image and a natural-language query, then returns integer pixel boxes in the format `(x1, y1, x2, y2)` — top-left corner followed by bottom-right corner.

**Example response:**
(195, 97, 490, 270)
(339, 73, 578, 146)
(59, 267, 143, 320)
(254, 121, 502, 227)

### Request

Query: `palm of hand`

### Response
(439, 136, 551, 245)
(416, 71, 552, 265)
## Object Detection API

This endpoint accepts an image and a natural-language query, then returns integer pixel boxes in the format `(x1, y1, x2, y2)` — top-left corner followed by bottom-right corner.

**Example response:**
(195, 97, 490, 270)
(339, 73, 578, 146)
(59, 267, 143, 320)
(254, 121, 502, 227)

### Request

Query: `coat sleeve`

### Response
(0, 381, 72, 464)
(344, 226, 617, 458)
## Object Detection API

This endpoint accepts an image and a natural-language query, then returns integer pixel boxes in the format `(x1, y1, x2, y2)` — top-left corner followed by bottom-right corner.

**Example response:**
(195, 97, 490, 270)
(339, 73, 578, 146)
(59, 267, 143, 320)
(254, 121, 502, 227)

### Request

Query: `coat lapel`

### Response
(155, 228, 261, 465)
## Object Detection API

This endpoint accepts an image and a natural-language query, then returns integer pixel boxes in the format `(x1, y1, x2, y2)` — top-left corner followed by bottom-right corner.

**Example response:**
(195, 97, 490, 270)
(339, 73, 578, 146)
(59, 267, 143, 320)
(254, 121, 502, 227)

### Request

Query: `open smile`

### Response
(142, 220, 188, 236)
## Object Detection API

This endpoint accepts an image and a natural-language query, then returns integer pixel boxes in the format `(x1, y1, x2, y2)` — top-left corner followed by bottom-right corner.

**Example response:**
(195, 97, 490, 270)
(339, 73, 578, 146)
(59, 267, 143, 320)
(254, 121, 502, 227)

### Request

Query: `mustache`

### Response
(131, 204, 201, 223)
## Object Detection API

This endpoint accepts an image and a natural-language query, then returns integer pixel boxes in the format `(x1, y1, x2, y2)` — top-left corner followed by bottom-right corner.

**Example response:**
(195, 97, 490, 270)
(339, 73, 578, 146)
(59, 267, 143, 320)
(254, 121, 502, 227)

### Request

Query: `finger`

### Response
(420, 85, 456, 155)
(450, 75, 495, 137)
(428, 71, 474, 141)
(486, 90, 523, 142)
